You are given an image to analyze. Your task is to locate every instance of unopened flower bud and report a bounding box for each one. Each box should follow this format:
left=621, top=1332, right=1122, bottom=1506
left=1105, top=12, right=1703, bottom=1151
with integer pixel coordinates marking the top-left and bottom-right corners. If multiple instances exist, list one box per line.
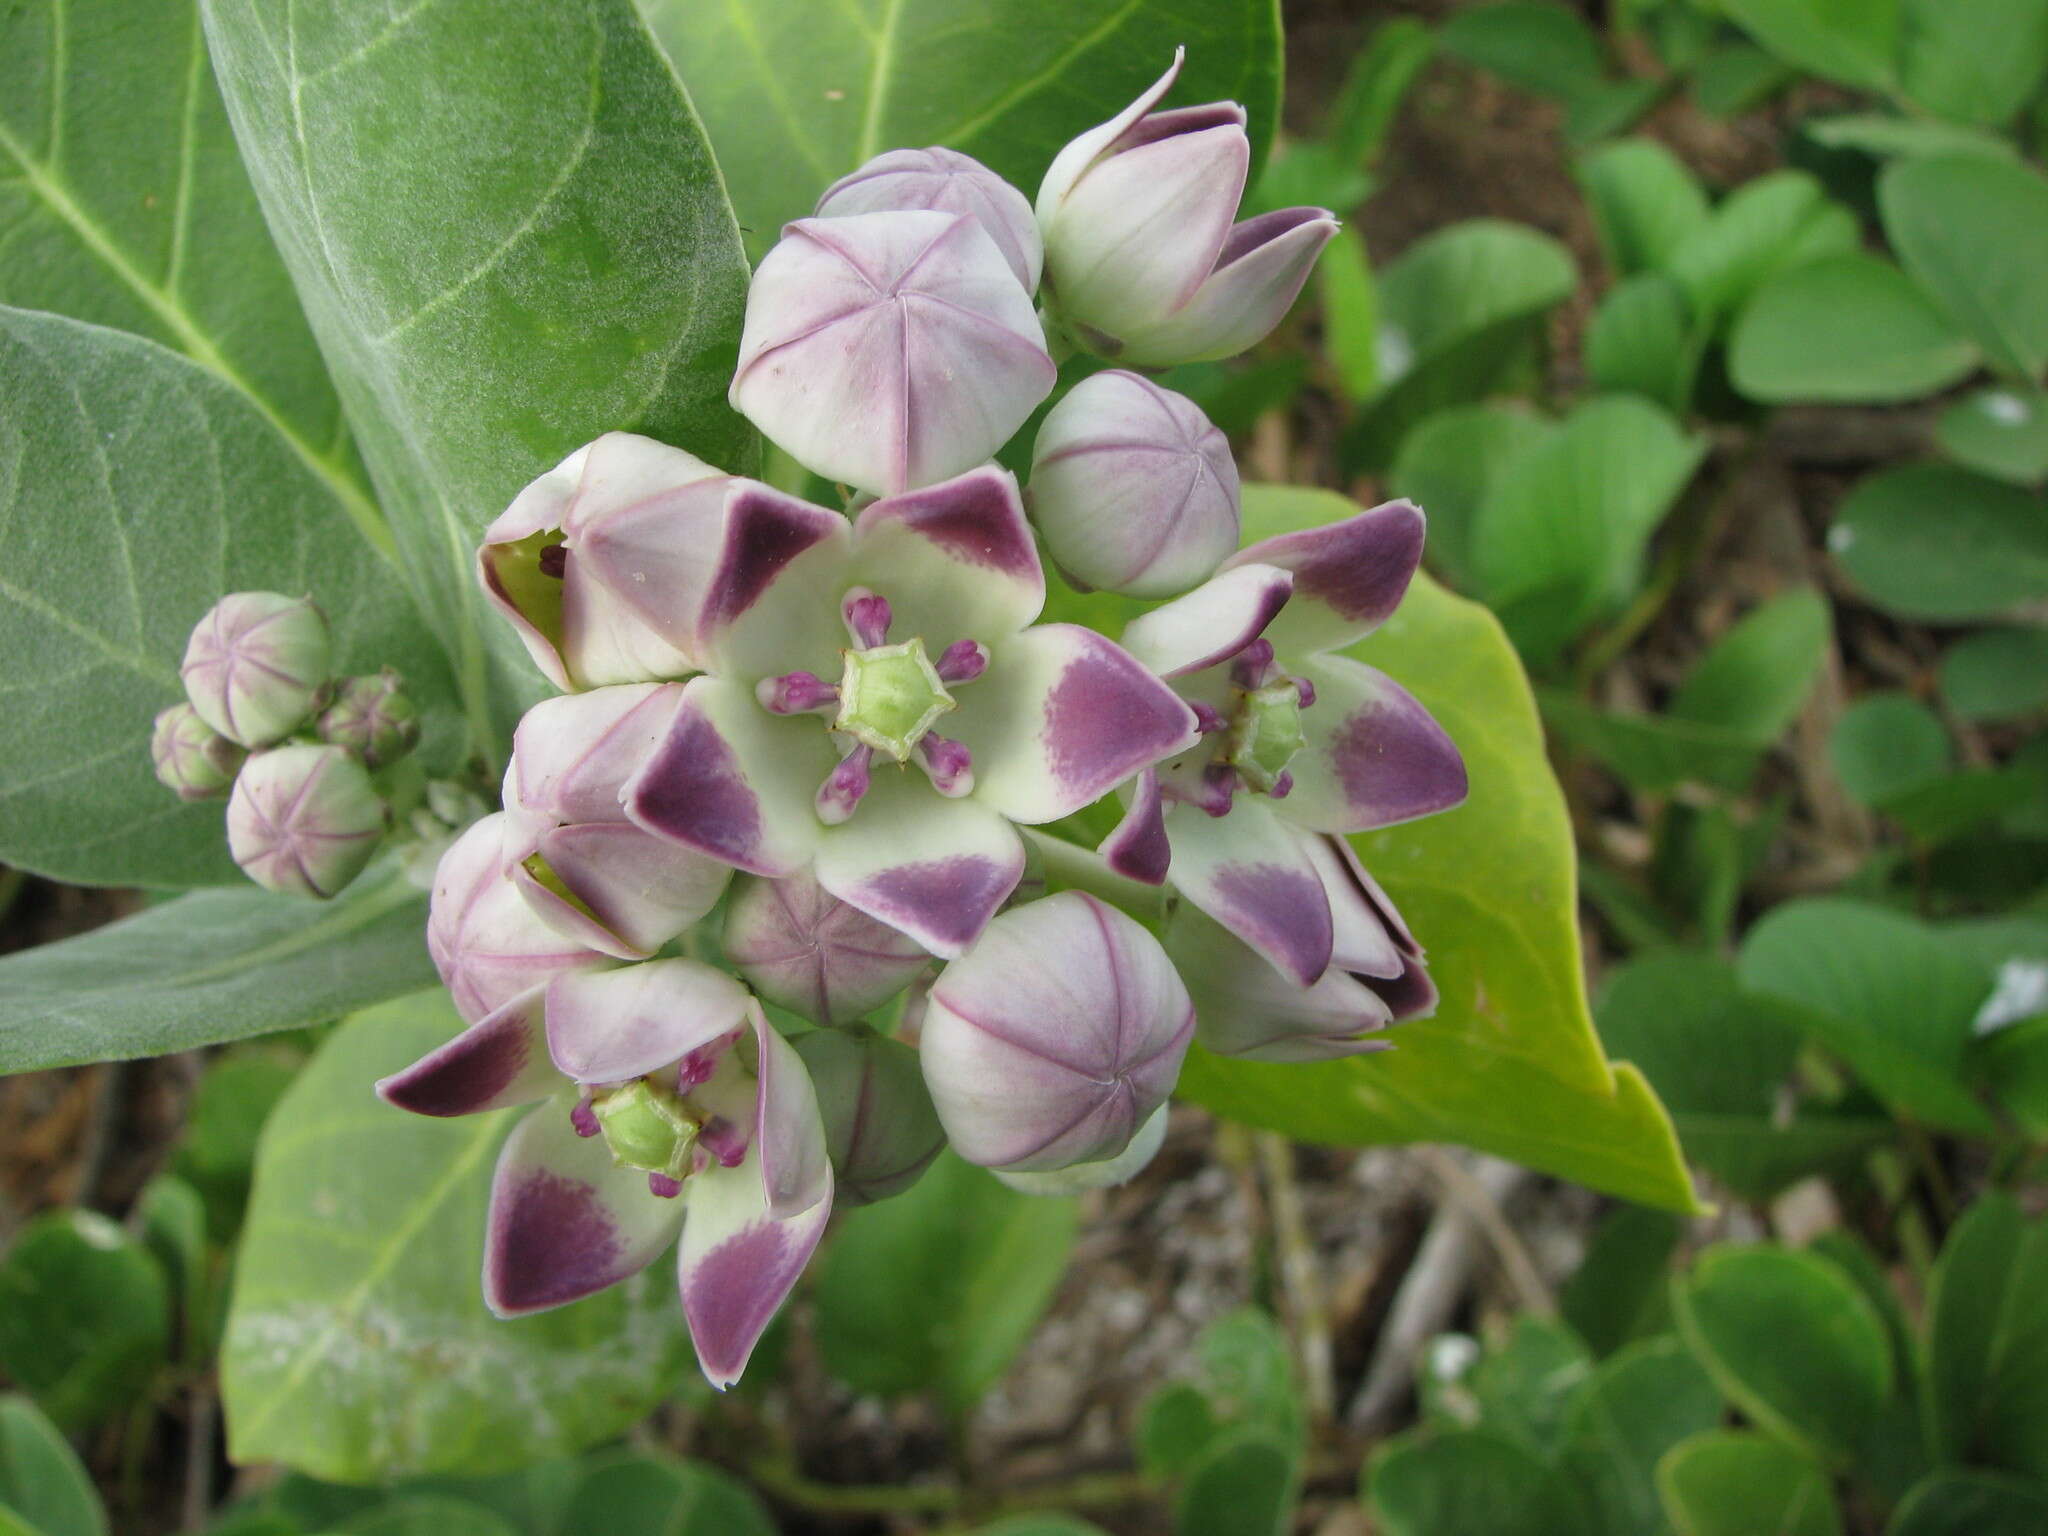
left=1027, top=370, right=1239, bottom=597
left=730, top=210, right=1056, bottom=495
left=150, top=703, right=244, bottom=801
left=994, top=1105, right=1168, bottom=1195
left=792, top=1030, right=944, bottom=1204
left=1037, top=52, right=1337, bottom=366
left=817, top=147, right=1043, bottom=291
left=722, top=869, right=930, bottom=1025
left=180, top=593, right=332, bottom=747
left=920, top=892, right=1193, bottom=1172
left=225, top=744, right=385, bottom=898
left=316, top=671, right=420, bottom=769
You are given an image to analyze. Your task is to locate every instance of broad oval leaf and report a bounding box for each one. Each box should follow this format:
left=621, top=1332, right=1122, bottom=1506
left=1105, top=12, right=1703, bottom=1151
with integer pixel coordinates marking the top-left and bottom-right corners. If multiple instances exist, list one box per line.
left=1829, top=693, right=1951, bottom=807
left=1829, top=463, right=2048, bottom=621
left=642, top=0, right=1283, bottom=261
left=553, top=1450, right=777, bottom=1536
left=1367, top=1428, right=1583, bottom=1536
left=0, top=1395, right=105, bottom=1536
left=1669, top=586, right=1831, bottom=744
left=0, top=863, right=431, bottom=1075
left=1562, top=1336, right=1724, bottom=1536
left=1656, top=1430, right=1842, bottom=1536
left=1889, top=1470, right=2048, bottom=1536
left=221, top=993, right=688, bottom=1482
left=1898, top=0, right=2048, bottom=127
left=1937, top=387, right=2048, bottom=485
left=1673, top=1246, right=1894, bottom=1466
left=0, top=0, right=383, bottom=553
left=1668, top=171, right=1858, bottom=328
left=1576, top=138, right=1710, bottom=278
left=1174, top=1427, right=1300, bottom=1536
left=1177, top=487, right=1697, bottom=1213
left=1731, top=254, right=1981, bottom=404
left=1387, top=402, right=1554, bottom=591
left=1941, top=627, right=2048, bottom=720
left=0, top=1211, right=168, bottom=1435
left=1881, top=154, right=2048, bottom=381
left=1919, top=1193, right=2048, bottom=1479
left=1717, top=0, right=1899, bottom=92
left=1585, top=272, right=1700, bottom=414
left=0, top=306, right=453, bottom=888
left=201, top=0, right=756, bottom=756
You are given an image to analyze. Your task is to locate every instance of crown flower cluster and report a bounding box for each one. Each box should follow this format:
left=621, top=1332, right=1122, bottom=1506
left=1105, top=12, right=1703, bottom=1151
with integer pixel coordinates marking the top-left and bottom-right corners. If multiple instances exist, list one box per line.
left=155, top=52, right=1465, bottom=1391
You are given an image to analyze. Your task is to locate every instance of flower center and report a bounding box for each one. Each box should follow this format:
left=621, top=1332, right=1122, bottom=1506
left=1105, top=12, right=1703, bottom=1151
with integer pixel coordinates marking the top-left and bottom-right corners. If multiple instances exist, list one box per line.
left=1167, top=639, right=1317, bottom=815
left=1223, top=680, right=1305, bottom=794
left=756, top=587, right=990, bottom=825
left=590, top=1077, right=699, bottom=1184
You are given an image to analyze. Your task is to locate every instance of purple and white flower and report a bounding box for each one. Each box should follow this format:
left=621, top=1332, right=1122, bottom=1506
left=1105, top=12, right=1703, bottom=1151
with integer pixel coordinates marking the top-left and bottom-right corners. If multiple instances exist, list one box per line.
left=377, top=962, right=831, bottom=1390
left=722, top=868, right=931, bottom=1026
left=614, top=463, right=1201, bottom=958
left=1102, top=499, right=1464, bottom=1057
left=499, top=685, right=732, bottom=960
left=730, top=210, right=1056, bottom=496
left=1027, top=369, right=1240, bottom=598
left=816, top=146, right=1043, bottom=293
left=1036, top=51, right=1338, bottom=366
left=919, top=891, right=1194, bottom=1172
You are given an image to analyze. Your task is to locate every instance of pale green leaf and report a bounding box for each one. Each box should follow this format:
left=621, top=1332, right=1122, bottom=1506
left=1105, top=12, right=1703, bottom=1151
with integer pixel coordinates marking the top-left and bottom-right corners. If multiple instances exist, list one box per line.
left=1937, top=388, right=2048, bottom=484
left=221, top=993, right=688, bottom=1482
left=1881, top=154, right=2048, bottom=381
left=0, top=0, right=384, bottom=555
left=1803, top=113, right=2019, bottom=161
left=1576, top=138, right=1710, bottom=278
left=1585, top=272, right=1700, bottom=414
left=1829, top=693, right=1952, bottom=806
left=1669, top=171, right=1858, bottom=328
left=1656, top=1431, right=1842, bottom=1536
left=1669, top=587, right=1831, bottom=744
left=1178, top=488, right=1697, bottom=1213
left=0, top=306, right=454, bottom=888
left=1731, top=253, right=1980, bottom=403
left=1828, top=463, right=2048, bottom=620
left=644, top=0, right=1282, bottom=260
left=1387, top=403, right=1554, bottom=591
left=1319, top=227, right=1379, bottom=405
left=0, top=1396, right=105, bottom=1536
left=0, top=862, right=429, bottom=1074
left=1898, top=0, right=2048, bottom=127
left=201, top=0, right=755, bottom=757
left=1718, top=0, right=1899, bottom=91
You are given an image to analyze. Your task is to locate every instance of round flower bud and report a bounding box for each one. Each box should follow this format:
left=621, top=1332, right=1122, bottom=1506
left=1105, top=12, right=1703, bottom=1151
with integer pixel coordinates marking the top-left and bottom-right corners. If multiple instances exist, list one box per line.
left=225, top=744, right=386, bottom=898
left=150, top=702, right=245, bottom=801
left=994, top=1105, right=1169, bottom=1195
left=316, top=671, right=420, bottom=769
left=180, top=592, right=332, bottom=748
left=730, top=210, right=1056, bottom=496
left=792, top=1029, right=945, bottom=1205
left=920, top=891, right=1194, bottom=1173
left=1027, top=370, right=1240, bottom=597
left=723, top=869, right=931, bottom=1026
left=816, top=147, right=1043, bottom=292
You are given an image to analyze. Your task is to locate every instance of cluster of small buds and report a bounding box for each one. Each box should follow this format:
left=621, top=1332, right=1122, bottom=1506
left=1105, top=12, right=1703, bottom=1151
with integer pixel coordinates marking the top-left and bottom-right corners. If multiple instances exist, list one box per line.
left=161, top=51, right=1468, bottom=1393
left=152, top=593, right=423, bottom=898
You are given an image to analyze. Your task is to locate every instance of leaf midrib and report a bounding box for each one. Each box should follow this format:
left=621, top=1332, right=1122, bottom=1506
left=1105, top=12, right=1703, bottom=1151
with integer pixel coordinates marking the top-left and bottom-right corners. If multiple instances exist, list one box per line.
left=0, top=117, right=395, bottom=559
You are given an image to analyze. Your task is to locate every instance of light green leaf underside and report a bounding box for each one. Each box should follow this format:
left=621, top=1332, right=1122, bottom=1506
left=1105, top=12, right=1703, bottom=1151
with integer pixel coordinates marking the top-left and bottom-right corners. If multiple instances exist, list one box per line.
left=222, top=994, right=688, bottom=1483
left=0, top=306, right=456, bottom=889
left=0, top=0, right=385, bottom=555
left=1177, top=486, right=1696, bottom=1213
left=200, top=0, right=757, bottom=758
left=0, top=862, right=433, bottom=1074
left=643, top=0, right=1284, bottom=259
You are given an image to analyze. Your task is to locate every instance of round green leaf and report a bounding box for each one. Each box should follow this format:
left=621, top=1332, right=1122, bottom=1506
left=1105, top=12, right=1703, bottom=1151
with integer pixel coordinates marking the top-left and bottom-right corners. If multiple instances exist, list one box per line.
left=1882, top=154, right=2048, bottom=380
left=1368, top=1428, right=1582, bottom=1536
left=1576, top=138, right=1710, bottom=278
left=1562, top=1337, right=1724, bottom=1536
left=0, top=1211, right=168, bottom=1434
left=1176, top=488, right=1697, bottom=1213
left=1898, top=0, right=2048, bottom=127
left=1920, top=1193, right=2048, bottom=1479
left=1387, top=403, right=1554, bottom=591
left=1718, top=0, right=1898, bottom=91
left=1673, top=1246, right=1894, bottom=1464
left=0, top=1396, right=105, bottom=1536
left=1830, top=693, right=1953, bottom=806
left=1941, top=627, right=2048, bottom=720
left=1889, top=1470, right=2048, bottom=1536
left=1586, top=272, right=1700, bottom=414
left=1669, top=171, right=1859, bottom=327
left=220, top=995, right=689, bottom=1483
left=645, top=0, right=1282, bottom=262
left=1173, top=1427, right=1299, bottom=1536
left=1656, top=1430, right=1842, bottom=1536
left=1731, top=253, right=1980, bottom=403
left=1938, top=388, right=2048, bottom=484
left=1669, top=587, right=1831, bottom=744
left=1829, top=464, right=2048, bottom=620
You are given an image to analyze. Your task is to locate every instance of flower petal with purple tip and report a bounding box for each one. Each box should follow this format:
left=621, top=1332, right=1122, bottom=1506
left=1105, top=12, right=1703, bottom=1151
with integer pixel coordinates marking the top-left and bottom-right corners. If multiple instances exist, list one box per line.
left=376, top=987, right=557, bottom=1118
left=955, top=624, right=1200, bottom=825
left=1167, top=905, right=1392, bottom=1062
left=1102, top=767, right=1172, bottom=885
left=676, top=1155, right=833, bottom=1390
left=1117, top=563, right=1293, bottom=679
left=544, top=960, right=753, bottom=1086
left=625, top=676, right=835, bottom=876
left=483, top=1100, right=687, bottom=1316
left=682, top=483, right=856, bottom=682
left=744, top=1002, right=833, bottom=1219
left=1115, top=206, right=1339, bottom=367
left=1163, top=797, right=1334, bottom=987
left=1283, top=654, right=1468, bottom=834
left=1226, top=498, right=1426, bottom=655
left=850, top=465, right=1045, bottom=646
left=813, top=773, right=1026, bottom=958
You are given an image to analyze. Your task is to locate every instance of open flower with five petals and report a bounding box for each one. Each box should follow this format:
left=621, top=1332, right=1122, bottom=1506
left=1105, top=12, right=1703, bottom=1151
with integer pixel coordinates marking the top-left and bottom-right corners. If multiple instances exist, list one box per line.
left=1101, top=499, right=1466, bottom=1057
left=377, top=960, right=831, bottom=1389
left=614, top=463, right=1201, bottom=958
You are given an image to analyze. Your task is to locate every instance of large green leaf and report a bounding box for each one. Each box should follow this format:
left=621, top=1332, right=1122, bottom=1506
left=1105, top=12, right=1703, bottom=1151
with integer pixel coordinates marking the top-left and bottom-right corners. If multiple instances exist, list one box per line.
left=1387, top=403, right=1554, bottom=591
left=1738, top=898, right=1994, bottom=1134
left=0, top=0, right=383, bottom=555
left=1829, top=464, right=2048, bottom=621
left=1576, top=139, right=1709, bottom=279
left=1881, top=155, right=2048, bottom=381
left=1920, top=1193, right=2048, bottom=1479
left=1899, top=0, right=2048, bottom=126
left=1674, top=1246, right=1895, bottom=1466
left=1656, top=1431, right=1841, bottom=1536
left=0, top=1396, right=105, bottom=1536
left=641, top=0, right=1282, bottom=261
left=1730, top=254, right=1980, bottom=404
left=814, top=1151, right=1079, bottom=1412
left=0, top=1212, right=168, bottom=1435
left=1718, top=0, right=1900, bottom=92
left=200, top=0, right=755, bottom=756
left=1888, top=1470, right=2048, bottom=1536
left=1177, top=487, right=1697, bottom=1213
left=221, top=993, right=687, bottom=1482
left=1667, top=171, right=1859, bottom=329
left=0, top=863, right=430, bottom=1075
left=0, top=306, right=453, bottom=888
left=1367, top=1428, right=1584, bottom=1536
left=1562, top=1336, right=1725, bottom=1536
